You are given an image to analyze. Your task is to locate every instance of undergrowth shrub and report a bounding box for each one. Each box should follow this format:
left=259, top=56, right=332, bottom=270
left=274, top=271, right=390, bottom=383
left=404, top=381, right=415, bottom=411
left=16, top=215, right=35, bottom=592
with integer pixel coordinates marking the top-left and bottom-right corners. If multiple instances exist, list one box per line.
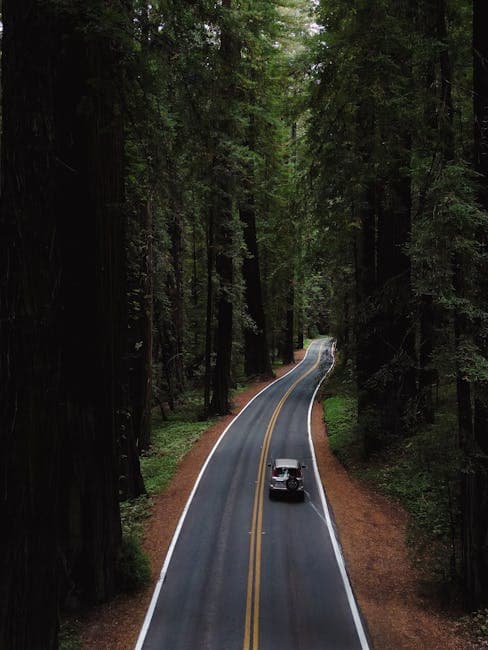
left=362, top=412, right=461, bottom=590
left=120, top=495, right=152, bottom=538
left=117, top=533, right=151, bottom=593
left=323, top=395, right=359, bottom=466
left=59, top=622, right=81, bottom=650
left=458, top=608, right=488, bottom=642
left=323, top=356, right=462, bottom=597
left=141, top=395, right=215, bottom=494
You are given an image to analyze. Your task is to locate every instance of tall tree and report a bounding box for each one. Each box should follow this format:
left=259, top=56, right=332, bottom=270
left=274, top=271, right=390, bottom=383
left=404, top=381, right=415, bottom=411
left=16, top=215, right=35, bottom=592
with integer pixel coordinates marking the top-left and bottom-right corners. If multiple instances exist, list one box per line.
left=0, top=1, right=134, bottom=645
left=241, top=191, right=273, bottom=378
left=210, top=0, right=240, bottom=414
left=461, top=0, right=488, bottom=608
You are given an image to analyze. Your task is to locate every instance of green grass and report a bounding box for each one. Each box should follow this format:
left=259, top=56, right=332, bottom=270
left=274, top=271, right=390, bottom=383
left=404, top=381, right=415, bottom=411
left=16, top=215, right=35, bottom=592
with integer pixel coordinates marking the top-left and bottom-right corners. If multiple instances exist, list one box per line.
left=323, top=395, right=359, bottom=466
left=117, top=533, right=151, bottom=592
left=141, top=395, right=216, bottom=495
left=120, top=494, right=152, bottom=538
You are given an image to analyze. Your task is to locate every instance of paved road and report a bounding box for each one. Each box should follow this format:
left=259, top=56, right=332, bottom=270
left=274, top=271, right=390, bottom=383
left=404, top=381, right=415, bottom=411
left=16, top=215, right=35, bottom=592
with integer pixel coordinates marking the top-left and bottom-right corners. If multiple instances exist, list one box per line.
left=136, top=339, right=369, bottom=650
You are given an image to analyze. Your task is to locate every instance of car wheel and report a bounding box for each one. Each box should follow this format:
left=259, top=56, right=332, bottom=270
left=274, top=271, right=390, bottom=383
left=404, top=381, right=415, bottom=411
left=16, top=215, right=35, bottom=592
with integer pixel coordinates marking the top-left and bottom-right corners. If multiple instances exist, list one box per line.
left=286, top=477, right=298, bottom=492
left=269, top=489, right=275, bottom=500
left=297, top=491, right=305, bottom=502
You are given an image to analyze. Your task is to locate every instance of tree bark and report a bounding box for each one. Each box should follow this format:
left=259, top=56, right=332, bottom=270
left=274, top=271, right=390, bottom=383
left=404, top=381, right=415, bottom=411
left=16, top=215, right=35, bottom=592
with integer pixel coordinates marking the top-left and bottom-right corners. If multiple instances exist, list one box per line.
left=241, top=197, right=273, bottom=378
left=209, top=0, right=237, bottom=415
left=0, top=2, right=131, bottom=645
left=0, top=4, right=64, bottom=645
left=169, top=207, right=186, bottom=393
left=355, top=185, right=380, bottom=456
left=204, top=208, right=214, bottom=416
left=281, top=279, right=295, bottom=365
left=128, top=199, right=154, bottom=459
left=376, top=142, right=416, bottom=438
left=210, top=226, right=234, bottom=414
left=462, top=0, right=488, bottom=608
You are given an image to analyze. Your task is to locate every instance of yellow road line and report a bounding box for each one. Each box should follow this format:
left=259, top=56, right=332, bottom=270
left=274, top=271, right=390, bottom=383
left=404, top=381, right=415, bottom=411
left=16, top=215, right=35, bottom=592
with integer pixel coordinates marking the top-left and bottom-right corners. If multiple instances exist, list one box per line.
left=243, top=344, right=324, bottom=650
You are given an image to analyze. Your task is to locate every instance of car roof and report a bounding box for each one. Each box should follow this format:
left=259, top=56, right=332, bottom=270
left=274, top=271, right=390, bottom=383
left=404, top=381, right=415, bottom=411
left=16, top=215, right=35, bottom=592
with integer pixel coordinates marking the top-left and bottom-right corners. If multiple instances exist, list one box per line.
left=274, top=458, right=300, bottom=468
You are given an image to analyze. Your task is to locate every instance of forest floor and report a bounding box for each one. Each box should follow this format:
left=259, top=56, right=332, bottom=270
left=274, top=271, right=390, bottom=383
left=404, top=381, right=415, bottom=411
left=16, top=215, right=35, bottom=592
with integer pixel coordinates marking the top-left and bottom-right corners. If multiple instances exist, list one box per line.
left=79, top=349, right=475, bottom=650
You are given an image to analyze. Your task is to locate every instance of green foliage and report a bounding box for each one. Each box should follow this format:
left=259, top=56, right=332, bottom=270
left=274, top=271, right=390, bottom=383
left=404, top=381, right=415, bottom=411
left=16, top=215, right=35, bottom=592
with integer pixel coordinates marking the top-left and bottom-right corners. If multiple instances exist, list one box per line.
left=58, top=622, right=81, bottom=650
left=141, top=393, right=216, bottom=495
left=361, top=398, right=462, bottom=588
left=324, top=352, right=462, bottom=591
left=117, top=534, right=151, bottom=593
left=323, top=395, right=359, bottom=466
left=120, top=495, right=152, bottom=539
left=458, top=609, right=488, bottom=642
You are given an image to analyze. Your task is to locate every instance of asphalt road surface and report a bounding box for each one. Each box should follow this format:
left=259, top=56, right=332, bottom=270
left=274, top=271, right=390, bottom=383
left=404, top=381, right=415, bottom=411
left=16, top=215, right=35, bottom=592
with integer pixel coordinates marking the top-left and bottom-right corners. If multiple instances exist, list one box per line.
left=136, top=339, right=369, bottom=650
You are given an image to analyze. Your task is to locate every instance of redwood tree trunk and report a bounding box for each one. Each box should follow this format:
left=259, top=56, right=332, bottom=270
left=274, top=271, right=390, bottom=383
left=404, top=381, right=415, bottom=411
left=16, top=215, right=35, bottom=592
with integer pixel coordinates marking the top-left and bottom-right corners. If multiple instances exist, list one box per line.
left=355, top=185, right=380, bottom=456
left=241, top=197, right=273, bottom=378
left=0, top=4, right=63, bottom=646
left=204, top=208, right=214, bottom=416
left=281, top=279, right=295, bottom=365
left=209, top=0, right=237, bottom=415
left=0, top=2, right=129, bottom=645
left=462, top=0, right=488, bottom=608
left=211, top=230, right=234, bottom=414
left=376, top=147, right=416, bottom=438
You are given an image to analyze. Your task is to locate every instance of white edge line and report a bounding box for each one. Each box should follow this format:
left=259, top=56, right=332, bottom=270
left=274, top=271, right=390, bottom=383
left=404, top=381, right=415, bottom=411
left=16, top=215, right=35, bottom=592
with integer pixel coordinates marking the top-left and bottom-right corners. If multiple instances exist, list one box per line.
left=134, top=343, right=318, bottom=649
left=307, top=340, right=370, bottom=650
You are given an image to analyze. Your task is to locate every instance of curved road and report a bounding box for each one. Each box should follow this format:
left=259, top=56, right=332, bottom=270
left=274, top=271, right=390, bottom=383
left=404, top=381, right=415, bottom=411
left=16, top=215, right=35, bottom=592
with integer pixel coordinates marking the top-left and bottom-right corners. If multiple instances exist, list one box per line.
left=136, top=339, right=369, bottom=650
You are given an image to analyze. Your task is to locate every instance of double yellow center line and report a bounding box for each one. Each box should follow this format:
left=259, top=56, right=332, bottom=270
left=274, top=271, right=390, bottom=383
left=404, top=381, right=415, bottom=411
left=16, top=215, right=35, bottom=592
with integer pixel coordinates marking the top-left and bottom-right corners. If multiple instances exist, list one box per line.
left=243, top=344, right=324, bottom=650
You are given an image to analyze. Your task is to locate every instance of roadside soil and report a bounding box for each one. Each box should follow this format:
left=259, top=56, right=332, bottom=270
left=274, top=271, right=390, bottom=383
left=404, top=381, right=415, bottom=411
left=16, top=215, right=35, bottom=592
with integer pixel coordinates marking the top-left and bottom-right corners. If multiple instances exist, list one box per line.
left=80, top=349, right=470, bottom=649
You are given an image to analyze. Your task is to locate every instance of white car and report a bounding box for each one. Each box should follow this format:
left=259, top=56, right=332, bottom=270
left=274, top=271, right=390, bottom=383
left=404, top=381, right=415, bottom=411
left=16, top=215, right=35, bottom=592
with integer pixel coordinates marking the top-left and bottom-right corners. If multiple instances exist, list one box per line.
left=268, top=458, right=306, bottom=501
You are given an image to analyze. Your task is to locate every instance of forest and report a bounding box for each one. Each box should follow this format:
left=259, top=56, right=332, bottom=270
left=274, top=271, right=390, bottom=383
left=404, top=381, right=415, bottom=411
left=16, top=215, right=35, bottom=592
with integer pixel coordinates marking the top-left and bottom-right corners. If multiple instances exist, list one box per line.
left=0, top=0, right=487, bottom=648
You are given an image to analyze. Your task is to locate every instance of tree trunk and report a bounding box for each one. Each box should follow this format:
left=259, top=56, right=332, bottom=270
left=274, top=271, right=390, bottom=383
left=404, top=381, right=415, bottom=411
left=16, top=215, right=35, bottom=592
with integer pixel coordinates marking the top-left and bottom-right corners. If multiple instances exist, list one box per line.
left=0, top=2, right=128, bottom=646
left=204, top=208, right=214, bottom=416
left=55, top=1, right=126, bottom=607
left=169, top=207, right=186, bottom=393
left=376, top=143, right=416, bottom=438
left=210, top=228, right=234, bottom=414
left=281, top=279, right=295, bottom=365
left=355, top=186, right=380, bottom=456
left=462, top=0, right=488, bottom=608
left=209, top=0, right=237, bottom=415
left=141, top=199, right=154, bottom=451
left=241, top=197, right=273, bottom=378
left=0, top=4, right=64, bottom=645
left=128, top=200, right=154, bottom=459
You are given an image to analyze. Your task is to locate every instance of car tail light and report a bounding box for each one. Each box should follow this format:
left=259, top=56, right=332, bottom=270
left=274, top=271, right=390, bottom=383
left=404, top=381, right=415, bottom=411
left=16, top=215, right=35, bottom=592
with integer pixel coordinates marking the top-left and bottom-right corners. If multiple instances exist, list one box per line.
left=297, top=467, right=302, bottom=478
left=272, top=467, right=277, bottom=477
